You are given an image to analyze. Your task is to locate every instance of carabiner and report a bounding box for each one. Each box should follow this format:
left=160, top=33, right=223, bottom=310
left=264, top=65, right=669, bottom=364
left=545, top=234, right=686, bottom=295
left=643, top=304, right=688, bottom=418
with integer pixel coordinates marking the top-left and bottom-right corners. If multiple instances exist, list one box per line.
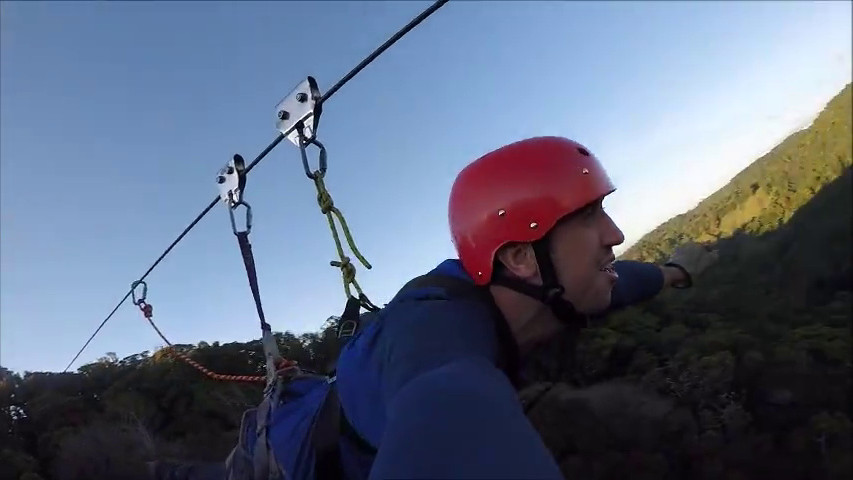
left=131, top=280, right=148, bottom=306
left=229, top=200, right=253, bottom=235
left=297, top=125, right=327, bottom=180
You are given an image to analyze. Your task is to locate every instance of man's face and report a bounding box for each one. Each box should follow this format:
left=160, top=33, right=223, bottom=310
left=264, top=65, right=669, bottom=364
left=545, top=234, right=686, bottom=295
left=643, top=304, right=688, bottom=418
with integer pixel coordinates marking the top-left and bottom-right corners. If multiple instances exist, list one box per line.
left=548, top=197, right=625, bottom=314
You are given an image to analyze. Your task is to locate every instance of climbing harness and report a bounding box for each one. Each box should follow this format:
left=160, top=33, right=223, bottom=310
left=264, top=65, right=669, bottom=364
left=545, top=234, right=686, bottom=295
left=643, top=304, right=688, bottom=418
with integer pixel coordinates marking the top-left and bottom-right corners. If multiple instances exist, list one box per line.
left=125, top=147, right=310, bottom=386
left=295, top=128, right=376, bottom=309
left=295, top=129, right=380, bottom=340
left=217, top=153, right=290, bottom=387
left=278, top=77, right=379, bottom=342
left=130, top=280, right=298, bottom=383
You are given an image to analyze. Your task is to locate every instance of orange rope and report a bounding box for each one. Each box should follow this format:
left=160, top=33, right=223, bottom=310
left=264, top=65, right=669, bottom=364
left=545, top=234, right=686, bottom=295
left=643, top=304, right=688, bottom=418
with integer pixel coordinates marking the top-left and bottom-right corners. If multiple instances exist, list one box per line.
left=136, top=301, right=298, bottom=383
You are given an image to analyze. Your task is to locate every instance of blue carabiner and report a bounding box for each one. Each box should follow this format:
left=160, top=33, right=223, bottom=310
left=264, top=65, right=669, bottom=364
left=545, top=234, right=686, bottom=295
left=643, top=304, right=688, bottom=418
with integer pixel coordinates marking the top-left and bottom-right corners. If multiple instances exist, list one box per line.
left=297, top=126, right=327, bottom=180
left=229, top=200, right=253, bottom=235
left=131, top=280, right=147, bottom=305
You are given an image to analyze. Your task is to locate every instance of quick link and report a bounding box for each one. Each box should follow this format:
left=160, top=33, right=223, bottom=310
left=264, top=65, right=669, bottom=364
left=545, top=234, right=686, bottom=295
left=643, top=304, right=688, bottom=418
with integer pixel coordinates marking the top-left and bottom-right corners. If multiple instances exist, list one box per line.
left=229, top=198, right=253, bottom=236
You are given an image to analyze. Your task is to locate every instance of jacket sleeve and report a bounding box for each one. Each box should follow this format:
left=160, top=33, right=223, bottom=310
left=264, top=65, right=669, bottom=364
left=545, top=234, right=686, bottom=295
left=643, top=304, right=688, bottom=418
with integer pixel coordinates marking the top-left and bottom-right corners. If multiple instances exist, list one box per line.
left=370, top=357, right=564, bottom=480
left=607, top=260, right=665, bottom=311
left=369, top=300, right=564, bottom=480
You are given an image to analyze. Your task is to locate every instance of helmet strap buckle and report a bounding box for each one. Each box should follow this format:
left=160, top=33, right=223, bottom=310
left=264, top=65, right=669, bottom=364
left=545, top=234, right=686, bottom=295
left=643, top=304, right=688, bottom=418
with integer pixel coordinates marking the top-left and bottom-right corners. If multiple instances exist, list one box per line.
left=543, top=285, right=565, bottom=304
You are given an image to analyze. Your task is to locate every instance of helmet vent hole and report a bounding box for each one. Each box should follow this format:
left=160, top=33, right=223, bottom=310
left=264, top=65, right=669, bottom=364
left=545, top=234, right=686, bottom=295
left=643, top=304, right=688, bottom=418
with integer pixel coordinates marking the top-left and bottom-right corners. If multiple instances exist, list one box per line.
left=577, top=147, right=590, bottom=156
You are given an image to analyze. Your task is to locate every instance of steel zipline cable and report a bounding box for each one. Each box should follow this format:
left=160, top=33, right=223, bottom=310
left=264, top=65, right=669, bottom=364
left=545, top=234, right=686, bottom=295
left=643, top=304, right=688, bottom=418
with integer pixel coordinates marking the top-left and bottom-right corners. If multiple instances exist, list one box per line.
left=62, top=0, right=450, bottom=373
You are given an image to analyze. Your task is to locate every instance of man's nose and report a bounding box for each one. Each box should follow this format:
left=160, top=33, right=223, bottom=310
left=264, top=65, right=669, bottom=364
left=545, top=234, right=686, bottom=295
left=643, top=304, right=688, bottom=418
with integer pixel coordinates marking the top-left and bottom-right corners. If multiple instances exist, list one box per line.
left=602, top=213, right=625, bottom=247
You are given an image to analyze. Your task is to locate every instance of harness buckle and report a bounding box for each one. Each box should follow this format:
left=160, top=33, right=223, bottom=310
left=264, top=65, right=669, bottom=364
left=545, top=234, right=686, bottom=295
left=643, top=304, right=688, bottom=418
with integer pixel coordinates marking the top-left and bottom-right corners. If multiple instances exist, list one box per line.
left=337, top=319, right=358, bottom=338
left=543, top=285, right=565, bottom=304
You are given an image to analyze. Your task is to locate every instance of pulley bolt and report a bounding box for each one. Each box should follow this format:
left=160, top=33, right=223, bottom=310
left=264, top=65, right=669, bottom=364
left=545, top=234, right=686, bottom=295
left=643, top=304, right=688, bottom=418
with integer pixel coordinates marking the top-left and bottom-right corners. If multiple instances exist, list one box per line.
left=278, top=110, right=290, bottom=120
left=296, top=93, right=308, bottom=103
left=227, top=166, right=234, bottom=174
left=217, top=175, right=226, bottom=184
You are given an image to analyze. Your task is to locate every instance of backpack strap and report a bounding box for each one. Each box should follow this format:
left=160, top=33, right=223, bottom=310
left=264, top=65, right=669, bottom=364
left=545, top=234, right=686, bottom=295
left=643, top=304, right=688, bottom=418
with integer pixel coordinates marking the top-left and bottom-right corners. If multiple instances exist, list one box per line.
left=313, top=380, right=379, bottom=480
left=313, top=380, right=344, bottom=480
left=325, top=295, right=382, bottom=376
left=394, top=273, right=522, bottom=388
left=336, top=295, right=363, bottom=340
left=521, top=382, right=557, bottom=415
left=393, top=273, right=485, bottom=302
left=337, top=293, right=380, bottom=343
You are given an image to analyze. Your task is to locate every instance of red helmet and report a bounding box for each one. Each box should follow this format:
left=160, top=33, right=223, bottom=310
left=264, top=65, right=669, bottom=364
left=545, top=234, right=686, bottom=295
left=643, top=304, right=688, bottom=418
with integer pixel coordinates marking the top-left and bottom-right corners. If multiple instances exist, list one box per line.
left=449, top=136, right=616, bottom=286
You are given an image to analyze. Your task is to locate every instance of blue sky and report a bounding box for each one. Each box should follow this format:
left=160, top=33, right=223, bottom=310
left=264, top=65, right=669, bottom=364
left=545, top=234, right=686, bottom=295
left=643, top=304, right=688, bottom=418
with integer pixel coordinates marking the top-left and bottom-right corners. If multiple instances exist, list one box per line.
left=1, top=1, right=850, bottom=374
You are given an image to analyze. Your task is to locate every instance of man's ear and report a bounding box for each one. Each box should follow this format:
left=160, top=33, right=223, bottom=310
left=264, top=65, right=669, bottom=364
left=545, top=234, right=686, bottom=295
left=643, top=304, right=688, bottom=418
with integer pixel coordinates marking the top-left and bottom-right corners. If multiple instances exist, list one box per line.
left=494, top=242, right=539, bottom=281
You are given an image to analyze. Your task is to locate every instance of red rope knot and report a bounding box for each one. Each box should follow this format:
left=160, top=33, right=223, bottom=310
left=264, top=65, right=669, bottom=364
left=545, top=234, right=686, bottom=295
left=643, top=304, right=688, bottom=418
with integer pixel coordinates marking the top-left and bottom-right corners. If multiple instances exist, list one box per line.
left=275, top=357, right=299, bottom=377
left=276, top=358, right=298, bottom=369
left=137, top=301, right=154, bottom=319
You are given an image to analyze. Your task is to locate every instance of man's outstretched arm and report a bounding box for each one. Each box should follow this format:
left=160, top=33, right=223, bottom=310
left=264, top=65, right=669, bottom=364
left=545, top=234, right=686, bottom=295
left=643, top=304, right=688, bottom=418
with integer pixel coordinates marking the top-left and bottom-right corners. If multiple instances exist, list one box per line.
left=370, top=357, right=564, bottom=480
left=608, top=243, right=719, bottom=311
left=607, top=260, right=666, bottom=311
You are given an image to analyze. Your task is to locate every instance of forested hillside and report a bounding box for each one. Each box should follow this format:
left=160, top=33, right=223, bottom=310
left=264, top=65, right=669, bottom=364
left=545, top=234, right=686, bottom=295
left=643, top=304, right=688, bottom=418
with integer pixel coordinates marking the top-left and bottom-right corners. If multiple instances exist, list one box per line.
left=623, top=83, right=851, bottom=264
left=1, top=84, right=850, bottom=480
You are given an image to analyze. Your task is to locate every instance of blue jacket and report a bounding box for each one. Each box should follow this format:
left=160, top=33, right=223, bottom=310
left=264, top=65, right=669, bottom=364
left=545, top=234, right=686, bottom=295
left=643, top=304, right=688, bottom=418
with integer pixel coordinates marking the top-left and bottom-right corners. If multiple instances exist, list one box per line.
left=334, top=259, right=665, bottom=479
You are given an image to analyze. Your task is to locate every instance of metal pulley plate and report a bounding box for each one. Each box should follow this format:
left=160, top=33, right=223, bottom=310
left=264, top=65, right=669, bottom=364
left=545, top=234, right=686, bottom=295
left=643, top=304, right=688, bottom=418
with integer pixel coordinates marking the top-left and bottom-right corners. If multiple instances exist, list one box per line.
left=274, top=76, right=322, bottom=146
left=216, top=154, right=246, bottom=206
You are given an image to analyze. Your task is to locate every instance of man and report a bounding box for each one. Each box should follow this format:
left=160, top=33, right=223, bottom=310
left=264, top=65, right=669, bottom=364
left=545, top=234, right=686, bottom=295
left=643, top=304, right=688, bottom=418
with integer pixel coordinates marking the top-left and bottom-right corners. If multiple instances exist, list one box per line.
left=333, top=136, right=717, bottom=479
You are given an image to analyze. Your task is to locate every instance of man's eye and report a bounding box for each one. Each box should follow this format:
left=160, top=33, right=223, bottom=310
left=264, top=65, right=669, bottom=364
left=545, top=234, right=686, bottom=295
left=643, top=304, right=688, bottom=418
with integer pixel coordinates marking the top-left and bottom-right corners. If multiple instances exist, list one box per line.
left=587, top=204, right=602, bottom=216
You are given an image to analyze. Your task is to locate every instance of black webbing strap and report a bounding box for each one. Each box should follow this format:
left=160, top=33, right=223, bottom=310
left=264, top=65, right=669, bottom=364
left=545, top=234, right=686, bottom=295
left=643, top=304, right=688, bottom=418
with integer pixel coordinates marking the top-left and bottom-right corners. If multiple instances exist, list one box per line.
left=489, top=238, right=587, bottom=331
left=313, top=382, right=344, bottom=480
left=337, top=295, right=362, bottom=339
left=236, top=231, right=270, bottom=332
left=522, top=383, right=557, bottom=415
left=313, top=382, right=378, bottom=480
left=324, top=294, right=381, bottom=376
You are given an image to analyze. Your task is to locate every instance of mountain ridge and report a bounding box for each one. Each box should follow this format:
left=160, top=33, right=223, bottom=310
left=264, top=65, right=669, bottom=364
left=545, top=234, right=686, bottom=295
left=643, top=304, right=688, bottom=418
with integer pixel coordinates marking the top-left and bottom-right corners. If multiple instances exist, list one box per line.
left=619, top=82, right=851, bottom=264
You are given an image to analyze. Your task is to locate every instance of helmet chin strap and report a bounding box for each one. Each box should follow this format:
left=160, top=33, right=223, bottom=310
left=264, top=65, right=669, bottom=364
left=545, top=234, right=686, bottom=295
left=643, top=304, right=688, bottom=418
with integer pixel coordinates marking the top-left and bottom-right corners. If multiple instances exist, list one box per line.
left=490, top=239, right=588, bottom=330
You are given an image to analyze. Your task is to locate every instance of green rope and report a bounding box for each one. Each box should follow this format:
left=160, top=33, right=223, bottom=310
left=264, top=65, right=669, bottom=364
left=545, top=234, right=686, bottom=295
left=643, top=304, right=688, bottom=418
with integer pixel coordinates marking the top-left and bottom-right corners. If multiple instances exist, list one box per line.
left=311, top=170, right=372, bottom=300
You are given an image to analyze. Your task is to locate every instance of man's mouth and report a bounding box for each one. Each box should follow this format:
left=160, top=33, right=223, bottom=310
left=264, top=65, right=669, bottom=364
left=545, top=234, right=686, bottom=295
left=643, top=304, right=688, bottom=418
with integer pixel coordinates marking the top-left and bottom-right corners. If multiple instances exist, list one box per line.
left=599, top=256, right=618, bottom=277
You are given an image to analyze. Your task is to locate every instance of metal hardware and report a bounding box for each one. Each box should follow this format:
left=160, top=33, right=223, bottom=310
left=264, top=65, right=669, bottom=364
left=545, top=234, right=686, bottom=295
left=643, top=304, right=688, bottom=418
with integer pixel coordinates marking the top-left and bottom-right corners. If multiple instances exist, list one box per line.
left=217, top=154, right=246, bottom=207
left=275, top=77, right=322, bottom=147
left=131, top=280, right=147, bottom=306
